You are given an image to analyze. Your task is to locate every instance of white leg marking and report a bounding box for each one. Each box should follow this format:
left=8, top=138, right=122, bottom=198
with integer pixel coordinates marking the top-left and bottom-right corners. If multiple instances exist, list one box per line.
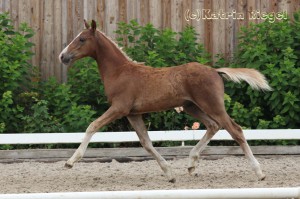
left=241, top=143, right=266, bottom=180
left=188, top=131, right=215, bottom=174
left=65, top=124, right=96, bottom=167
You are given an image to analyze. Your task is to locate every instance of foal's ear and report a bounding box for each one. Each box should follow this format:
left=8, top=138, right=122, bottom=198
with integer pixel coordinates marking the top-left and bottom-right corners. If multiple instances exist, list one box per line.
left=84, top=19, right=90, bottom=29
left=91, top=20, right=97, bottom=33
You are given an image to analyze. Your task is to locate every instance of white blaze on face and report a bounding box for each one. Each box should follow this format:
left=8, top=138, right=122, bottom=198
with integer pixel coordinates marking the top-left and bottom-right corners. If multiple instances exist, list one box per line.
left=59, top=32, right=83, bottom=63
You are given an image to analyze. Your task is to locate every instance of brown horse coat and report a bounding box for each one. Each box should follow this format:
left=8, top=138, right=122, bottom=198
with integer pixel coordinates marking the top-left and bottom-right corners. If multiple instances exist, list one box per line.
left=59, top=20, right=271, bottom=182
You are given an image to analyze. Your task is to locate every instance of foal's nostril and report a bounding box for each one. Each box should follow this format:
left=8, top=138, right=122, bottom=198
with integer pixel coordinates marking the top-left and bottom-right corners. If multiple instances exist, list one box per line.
left=60, top=53, right=72, bottom=64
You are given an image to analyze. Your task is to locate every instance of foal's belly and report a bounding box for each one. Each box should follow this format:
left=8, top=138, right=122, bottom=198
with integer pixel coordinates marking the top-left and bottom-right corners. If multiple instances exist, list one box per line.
left=130, top=98, right=186, bottom=114
left=130, top=86, right=188, bottom=114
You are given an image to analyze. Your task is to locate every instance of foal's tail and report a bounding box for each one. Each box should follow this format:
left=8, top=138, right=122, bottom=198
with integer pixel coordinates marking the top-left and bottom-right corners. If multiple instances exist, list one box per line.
left=216, top=68, right=272, bottom=91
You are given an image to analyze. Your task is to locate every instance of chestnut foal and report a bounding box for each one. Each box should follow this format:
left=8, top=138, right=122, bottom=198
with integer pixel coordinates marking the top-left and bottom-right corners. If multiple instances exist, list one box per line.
left=59, top=20, right=271, bottom=183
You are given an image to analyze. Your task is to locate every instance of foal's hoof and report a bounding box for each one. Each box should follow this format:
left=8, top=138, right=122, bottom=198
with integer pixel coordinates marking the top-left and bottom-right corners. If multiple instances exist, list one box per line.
left=64, top=162, right=73, bottom=169
left=169, top=178, right=176, bottom=183
left=188, top=167, right=195, bottom=175
left=258, top=174, right=266, bottom=181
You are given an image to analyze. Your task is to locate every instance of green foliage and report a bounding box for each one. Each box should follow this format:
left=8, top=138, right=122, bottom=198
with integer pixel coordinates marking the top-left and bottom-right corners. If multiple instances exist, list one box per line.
left=145, top=111, right=195, bottom=131
left=116, top=20, right=210, bottom=67
left=257, top=115, right=287, bottom=129
left=39, top=78, right=74, bottom=117
left=62, top=104, right=96, bottom=132
left=0, top=12, right=34, bottom=95
left=0, top=91, right=24, bottom=132
left=67, top=57, right=108, bottom=113
left=22, top=100, right=64, bottom=133
left=0, top=13, right=35, bottom=133
left=230, top=102, right=262, bottom=128
left=0, top=123, right=5, bottom=133
left=35, top=77, right=97, bottom=133
left=217, top=12, right=300, bottom=129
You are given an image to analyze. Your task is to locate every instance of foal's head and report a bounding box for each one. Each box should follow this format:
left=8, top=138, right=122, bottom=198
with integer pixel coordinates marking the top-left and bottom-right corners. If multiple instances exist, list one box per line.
left=59, top=20, right=98, bottom=65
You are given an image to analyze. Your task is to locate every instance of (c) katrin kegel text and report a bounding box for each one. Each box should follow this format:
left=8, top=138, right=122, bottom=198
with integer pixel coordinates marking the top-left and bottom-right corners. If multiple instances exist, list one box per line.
left=185, top=9, right=288, bottom=23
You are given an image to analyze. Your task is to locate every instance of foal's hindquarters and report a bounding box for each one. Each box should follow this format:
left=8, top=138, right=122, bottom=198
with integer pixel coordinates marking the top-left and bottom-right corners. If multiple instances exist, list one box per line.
left=182, top=69, right=266, bottom=181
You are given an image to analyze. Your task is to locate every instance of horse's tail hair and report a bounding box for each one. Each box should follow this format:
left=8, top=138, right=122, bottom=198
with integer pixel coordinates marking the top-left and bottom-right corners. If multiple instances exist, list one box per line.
left=216, top=68, right=272, bottom=91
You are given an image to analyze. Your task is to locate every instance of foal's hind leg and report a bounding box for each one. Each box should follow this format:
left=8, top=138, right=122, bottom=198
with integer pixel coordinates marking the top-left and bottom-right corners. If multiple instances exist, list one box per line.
left=199, top=107, right=265, bottom=180
left=127, top=115, right=176, bottom=183
left=221, top=117, right=266, bottom=180
left=192, top=93, right=265, bottom=180
left=183, top=104, right=220, bottom=175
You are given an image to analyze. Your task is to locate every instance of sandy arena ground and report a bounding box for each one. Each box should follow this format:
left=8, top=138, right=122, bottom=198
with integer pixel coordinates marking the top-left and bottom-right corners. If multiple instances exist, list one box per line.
left=0, top=155, right=299, bottom=194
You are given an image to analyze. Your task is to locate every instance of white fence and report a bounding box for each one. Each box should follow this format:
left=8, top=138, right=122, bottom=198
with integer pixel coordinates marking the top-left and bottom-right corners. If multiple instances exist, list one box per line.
left=0, top=130, right=299, bottom=199
left=0, top=187, right=299, bottom=199
left=0, top=129, right=299, bottom=145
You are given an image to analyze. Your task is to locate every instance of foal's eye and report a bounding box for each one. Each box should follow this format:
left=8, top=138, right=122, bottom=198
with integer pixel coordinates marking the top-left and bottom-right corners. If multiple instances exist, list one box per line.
left=79, top=37, right=85, bottom=43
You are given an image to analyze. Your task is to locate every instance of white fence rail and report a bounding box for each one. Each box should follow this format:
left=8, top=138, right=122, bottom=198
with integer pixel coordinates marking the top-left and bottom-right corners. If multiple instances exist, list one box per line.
left=0, top=187, right=299, bottom=199
left=0, top=129, right=299, bottom=145
left=0, top=131, right=299, bottom=199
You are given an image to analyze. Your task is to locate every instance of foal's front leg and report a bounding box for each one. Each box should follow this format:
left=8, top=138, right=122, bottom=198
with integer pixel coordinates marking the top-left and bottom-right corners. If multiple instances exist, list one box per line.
left=127, top=115, right=176, bottom=183
left=65, top=106, right=125, bottom=168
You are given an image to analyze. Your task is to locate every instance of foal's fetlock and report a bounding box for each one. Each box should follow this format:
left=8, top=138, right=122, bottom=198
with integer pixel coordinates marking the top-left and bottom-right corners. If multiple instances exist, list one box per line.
left=64, top=162, right=73, bottom=169
left=163, top=166, right=176, bottom=183
left=188, top=166, right=196, bottom=175
left=64, top=150, right=83, bottom=169
left=255, top=170, right=266, bottom=181
left=168, top=177, right=176, bottom=183
left=252, top=163, right=266, bottom=181
left=258, top=173, right=266, bottom=181
left=188, top=153, right=199, bottom=175
left=166, top=172, right=176, bottom=183
left=64, top=158, right=77, bottom=169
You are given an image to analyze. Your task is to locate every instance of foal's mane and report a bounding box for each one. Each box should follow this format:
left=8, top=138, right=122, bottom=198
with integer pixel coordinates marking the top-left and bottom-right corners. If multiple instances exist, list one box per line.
left=96, top=30, right=134, bottom=62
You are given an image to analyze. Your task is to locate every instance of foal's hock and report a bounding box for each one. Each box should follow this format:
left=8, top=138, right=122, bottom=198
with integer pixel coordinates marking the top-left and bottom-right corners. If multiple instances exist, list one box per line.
left=59, top=20, right=271, bottom=183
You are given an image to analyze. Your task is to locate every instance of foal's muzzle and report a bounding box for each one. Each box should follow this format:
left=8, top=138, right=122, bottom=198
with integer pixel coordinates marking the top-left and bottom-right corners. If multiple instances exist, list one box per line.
left=60, top=53, right=74, bottom=65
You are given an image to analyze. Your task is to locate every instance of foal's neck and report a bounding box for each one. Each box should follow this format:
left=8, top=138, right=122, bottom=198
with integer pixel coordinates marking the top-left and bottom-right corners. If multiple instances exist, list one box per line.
left=93, top=31, right=132, bottom=86
left=94, top=31, right=129, bottom=72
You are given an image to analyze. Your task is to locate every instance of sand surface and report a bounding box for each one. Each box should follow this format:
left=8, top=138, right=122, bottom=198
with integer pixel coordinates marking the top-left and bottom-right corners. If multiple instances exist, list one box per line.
left=0, top=155, right=299, bottom=194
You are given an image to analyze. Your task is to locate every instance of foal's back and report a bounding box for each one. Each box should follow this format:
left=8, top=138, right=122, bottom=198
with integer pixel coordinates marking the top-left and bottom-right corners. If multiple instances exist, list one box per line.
left=125, top=62, right=224, bottom=114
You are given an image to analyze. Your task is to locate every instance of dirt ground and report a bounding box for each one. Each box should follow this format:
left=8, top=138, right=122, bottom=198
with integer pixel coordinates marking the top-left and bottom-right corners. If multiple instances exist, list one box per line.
left=0, top=155, right=299, bottom=194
